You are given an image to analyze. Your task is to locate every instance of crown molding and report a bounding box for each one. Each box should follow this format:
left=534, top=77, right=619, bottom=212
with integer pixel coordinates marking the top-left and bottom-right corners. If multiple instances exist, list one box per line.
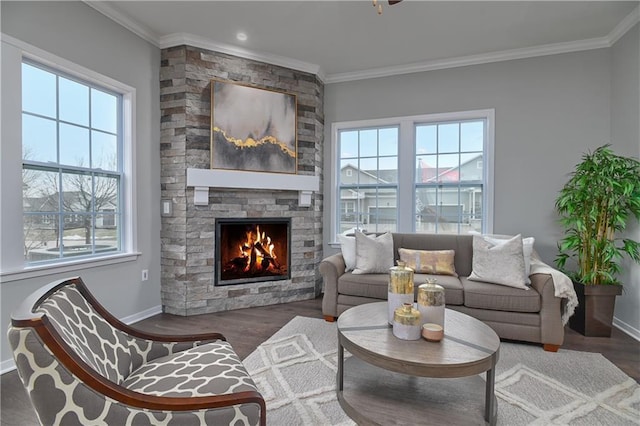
left=326, top=36, right=612, bottom=84
left=83, top=1, right=637, bottom=85
left=158, top=33, right=326, bottom=82
left=608, top=5, right=639, bottom=45
left=84, top=1, right=159, bottom=46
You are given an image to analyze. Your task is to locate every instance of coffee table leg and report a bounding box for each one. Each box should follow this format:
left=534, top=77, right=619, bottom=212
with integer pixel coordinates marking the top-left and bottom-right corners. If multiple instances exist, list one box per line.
left=337, top=341, right=344, bottom=391
left=485, top=367, right=496, bottom=425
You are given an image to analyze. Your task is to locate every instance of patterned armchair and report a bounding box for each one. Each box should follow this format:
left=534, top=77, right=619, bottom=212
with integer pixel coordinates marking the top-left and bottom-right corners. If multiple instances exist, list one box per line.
left=7, top=277, right=266, bottom=426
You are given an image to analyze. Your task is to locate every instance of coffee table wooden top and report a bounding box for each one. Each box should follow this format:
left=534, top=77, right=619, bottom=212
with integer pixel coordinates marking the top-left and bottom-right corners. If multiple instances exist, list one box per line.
left=337, top=302, right=500, bottom=378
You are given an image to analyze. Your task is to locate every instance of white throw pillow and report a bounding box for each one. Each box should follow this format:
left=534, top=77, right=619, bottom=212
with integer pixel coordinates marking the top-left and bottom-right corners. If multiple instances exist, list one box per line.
left=468, top=234, right=529, bottom=289
left=337, top=234, right=356, bottom=272
left=469, top=231, right=535, bottom=284
left=352, top=231, right=394, bottom=274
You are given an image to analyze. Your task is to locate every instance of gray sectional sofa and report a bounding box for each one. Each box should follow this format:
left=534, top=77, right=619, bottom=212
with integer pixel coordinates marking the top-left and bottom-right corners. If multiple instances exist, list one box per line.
left=319, top=233, right=565, bottom=351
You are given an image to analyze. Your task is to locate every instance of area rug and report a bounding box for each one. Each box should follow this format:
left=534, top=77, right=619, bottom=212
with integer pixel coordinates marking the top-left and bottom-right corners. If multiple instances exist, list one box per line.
left=243, top=316, right=639, bottom=425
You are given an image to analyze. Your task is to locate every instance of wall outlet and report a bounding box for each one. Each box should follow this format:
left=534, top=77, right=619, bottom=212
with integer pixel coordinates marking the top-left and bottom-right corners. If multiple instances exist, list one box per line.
left=141, top=269, right=149, bottom=281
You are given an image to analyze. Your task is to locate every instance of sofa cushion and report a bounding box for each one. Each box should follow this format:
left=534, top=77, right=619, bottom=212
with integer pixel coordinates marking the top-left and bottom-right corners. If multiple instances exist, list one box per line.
left=338, top=272, right=465, bottom=306
left=414, top=274, right=464, bottom=305
left=461, top=277, right=541, bottom=313
left=338, top=273, right=388, bottom=300
left=123, top=341, right=259, bottom=397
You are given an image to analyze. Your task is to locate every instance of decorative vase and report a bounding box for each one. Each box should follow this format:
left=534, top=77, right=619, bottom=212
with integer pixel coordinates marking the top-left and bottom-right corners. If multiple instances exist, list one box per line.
left=417, top=279, right=445, bottom=328
left=388, top=260, right=414, bottom=324
left=393, top=303, right=422, bottom=340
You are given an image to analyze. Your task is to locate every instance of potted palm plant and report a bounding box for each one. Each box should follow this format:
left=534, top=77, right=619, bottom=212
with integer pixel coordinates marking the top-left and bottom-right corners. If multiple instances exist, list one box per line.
left=555, top=144, right=640, bottom=337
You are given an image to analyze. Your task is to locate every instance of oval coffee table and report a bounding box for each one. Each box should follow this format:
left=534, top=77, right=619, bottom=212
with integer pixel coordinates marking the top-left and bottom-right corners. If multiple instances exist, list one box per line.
left=337, top=302, right=500, bottom=425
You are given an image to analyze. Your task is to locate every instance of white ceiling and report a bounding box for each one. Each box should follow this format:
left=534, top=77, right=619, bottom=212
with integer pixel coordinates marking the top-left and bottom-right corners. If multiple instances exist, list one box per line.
left=88, top=1, right=639, bottom=82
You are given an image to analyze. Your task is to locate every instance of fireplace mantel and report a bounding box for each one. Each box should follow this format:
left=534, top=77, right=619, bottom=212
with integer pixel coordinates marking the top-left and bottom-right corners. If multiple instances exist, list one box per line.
left=186, top=168, right=320, bottom=206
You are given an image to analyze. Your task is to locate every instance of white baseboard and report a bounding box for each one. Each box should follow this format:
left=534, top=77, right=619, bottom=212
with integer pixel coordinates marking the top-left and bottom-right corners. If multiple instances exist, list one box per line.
left=613, top=316, right=640, bottom=341
left=1, top=304, right=162, bottom=375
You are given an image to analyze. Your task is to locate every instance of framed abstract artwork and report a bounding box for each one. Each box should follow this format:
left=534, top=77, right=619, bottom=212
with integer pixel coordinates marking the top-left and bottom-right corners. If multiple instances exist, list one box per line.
left=210, top=79, right=297, bottom=174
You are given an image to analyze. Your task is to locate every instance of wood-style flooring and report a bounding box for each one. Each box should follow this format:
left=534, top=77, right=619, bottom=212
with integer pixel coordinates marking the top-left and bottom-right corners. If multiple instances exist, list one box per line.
left=2, top=296, right=638, bottom=425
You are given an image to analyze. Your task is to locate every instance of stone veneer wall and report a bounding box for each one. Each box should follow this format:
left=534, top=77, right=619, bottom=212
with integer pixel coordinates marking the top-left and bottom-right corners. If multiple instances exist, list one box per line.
left=160, top=45, right=324, bottom=315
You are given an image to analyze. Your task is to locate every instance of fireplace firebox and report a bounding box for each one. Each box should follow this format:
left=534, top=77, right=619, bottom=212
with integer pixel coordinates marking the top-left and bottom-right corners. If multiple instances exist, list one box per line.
left=215, top=218, right=291, bottom=286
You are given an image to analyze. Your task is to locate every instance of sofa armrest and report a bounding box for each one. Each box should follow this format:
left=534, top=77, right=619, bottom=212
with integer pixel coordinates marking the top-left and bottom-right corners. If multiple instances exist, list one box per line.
left=319, top=253, right=346, bottom=318
left=529, top=273, right=564, bottom=346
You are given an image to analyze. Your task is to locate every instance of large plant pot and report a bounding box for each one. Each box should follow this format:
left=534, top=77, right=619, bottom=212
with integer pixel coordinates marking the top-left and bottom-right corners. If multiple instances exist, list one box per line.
left=569, top=281, right=622, bottom=337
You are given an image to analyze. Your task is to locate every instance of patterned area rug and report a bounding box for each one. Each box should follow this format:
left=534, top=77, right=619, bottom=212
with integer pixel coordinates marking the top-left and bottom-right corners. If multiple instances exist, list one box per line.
left=243, top=316, right=639, bottom=425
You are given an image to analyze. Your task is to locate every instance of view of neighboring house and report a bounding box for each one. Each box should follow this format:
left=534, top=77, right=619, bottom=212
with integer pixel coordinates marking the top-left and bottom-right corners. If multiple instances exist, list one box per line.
left=339, top=153, right=484, bottom=234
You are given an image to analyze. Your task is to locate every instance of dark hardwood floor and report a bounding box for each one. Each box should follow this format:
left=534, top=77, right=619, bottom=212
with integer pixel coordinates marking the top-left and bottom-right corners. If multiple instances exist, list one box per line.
left=2, top=296, right=638, bottom=425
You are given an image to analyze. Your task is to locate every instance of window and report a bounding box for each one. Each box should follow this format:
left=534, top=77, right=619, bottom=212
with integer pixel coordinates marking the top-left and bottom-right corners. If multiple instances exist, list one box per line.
left=331, top=110, right=494, bottom=240
left=415, top=120, right=485, bottom=234
left=22, top=61, right=123, bottom=264
left=337, top=126, right=398, bottom=234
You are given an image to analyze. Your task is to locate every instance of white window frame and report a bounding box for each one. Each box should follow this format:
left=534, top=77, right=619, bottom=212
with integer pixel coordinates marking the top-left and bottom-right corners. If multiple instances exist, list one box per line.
left=1, top=35, right=139, bottom=282
left=330, top=109, right=494, bottom=244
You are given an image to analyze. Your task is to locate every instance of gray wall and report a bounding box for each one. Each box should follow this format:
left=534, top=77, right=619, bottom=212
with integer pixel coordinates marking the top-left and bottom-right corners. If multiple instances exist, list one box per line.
left=610, top=24, right=640, bottom=336
left=324, top=45, right=639, bottom=336
left=1, top=2, right=161, bottom=366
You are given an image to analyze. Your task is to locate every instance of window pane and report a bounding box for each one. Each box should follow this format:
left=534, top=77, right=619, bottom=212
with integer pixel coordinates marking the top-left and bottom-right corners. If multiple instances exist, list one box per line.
left=379, top=127, right=398, bottom=156
left=23, top=168, right=59, bottom=212
left=438, top=123, right=459, bottom=153
left=359, top=158, right=378, bottom=179
left=92, top=131, right=117, bottom=170
left=461, top=121, right=484, bottom=152
left=95, top=213, right=120, bottom=252
left=365, top=188, right=397, bottom=233
left=416, top=155, right=437, bottom=183
left=22, top=115, right=57, bottom=163
left=61, top=171, right=92, bottom=212
left=416, top=125, right=436, bottom=154
left=22, top=63, right=56, bottom=118
left=59, top=77, right=89, bottom=126
left=378, top=156, right=398, bottom=183
left=60, top=123, right=90, bottom=167
left=437, top=154, right=460, bottom=182
left=62, top=213, right=92, bottom=257
left=460, top=153, right=483, bottom=181
left=91, top=89, right=118, bottom=133
left=95, top=175, right=119, bottom=212
left=340, top=131, right=358, bottom=158
left=359, top=129, right=377, bottom=157
left=24, top=214, right=60, bottom=262
left=415, top=187, right=438, bottom=233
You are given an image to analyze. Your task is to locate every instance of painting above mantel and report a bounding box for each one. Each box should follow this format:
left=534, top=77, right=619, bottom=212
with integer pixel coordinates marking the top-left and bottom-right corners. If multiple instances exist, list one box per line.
left=211, top=79, right=298, bottom=174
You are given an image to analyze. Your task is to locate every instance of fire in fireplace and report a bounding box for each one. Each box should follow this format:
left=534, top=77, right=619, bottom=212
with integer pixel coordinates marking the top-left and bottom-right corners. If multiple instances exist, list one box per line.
left=215, top=218, right=291, bottom=286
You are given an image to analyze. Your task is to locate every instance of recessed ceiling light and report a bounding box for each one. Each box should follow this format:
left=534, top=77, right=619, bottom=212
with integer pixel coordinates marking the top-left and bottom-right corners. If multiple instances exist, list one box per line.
left=236, top=32, right=248, bottom=42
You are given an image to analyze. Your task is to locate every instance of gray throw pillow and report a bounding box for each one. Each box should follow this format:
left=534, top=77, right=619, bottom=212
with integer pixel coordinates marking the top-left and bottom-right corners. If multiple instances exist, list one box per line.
left=352, top=231, right=394, bottom=274
left=468, top=234, right=529, bottom=289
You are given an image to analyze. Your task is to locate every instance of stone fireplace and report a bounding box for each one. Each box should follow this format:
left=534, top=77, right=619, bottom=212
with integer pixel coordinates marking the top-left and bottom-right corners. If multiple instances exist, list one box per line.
left=215, top=218, right=291, bottom=286
left=160, top=45, right=324, bottom=316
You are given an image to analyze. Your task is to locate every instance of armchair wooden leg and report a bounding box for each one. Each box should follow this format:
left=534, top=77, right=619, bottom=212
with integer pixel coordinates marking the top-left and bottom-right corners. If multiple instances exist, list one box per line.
left=543, top=344, right=560, bottom=352
left=323, top=315, right=337, bottom=322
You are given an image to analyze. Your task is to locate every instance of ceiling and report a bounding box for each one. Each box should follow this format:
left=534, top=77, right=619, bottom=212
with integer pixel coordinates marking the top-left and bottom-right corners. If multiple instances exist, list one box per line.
left=88, top=1, right=639, bottom=82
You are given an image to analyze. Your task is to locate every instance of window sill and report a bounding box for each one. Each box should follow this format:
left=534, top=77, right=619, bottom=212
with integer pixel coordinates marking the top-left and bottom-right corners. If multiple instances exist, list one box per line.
left=0, top=252, right=141, bottom=283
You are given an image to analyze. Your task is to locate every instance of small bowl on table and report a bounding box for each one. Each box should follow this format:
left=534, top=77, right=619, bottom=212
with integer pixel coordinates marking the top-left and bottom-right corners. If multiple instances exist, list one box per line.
left=422, top=323, right=444, bottom=342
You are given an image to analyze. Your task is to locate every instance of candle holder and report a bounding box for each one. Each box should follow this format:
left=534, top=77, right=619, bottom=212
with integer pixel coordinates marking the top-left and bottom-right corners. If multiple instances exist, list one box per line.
left=417, top=278, right=445, bottom=329
left=393, top=303, right=422, bottom=340
left=387, top=260, right=414, bottom=324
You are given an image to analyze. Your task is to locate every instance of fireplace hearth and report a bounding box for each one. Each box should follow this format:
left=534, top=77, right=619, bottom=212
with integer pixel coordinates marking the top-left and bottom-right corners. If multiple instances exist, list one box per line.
left=215, top=218, right=291, bottom=286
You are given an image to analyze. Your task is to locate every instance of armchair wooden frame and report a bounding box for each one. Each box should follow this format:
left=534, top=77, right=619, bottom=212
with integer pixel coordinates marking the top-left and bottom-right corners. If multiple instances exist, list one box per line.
left=11, top=277, right=266, bottom=426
